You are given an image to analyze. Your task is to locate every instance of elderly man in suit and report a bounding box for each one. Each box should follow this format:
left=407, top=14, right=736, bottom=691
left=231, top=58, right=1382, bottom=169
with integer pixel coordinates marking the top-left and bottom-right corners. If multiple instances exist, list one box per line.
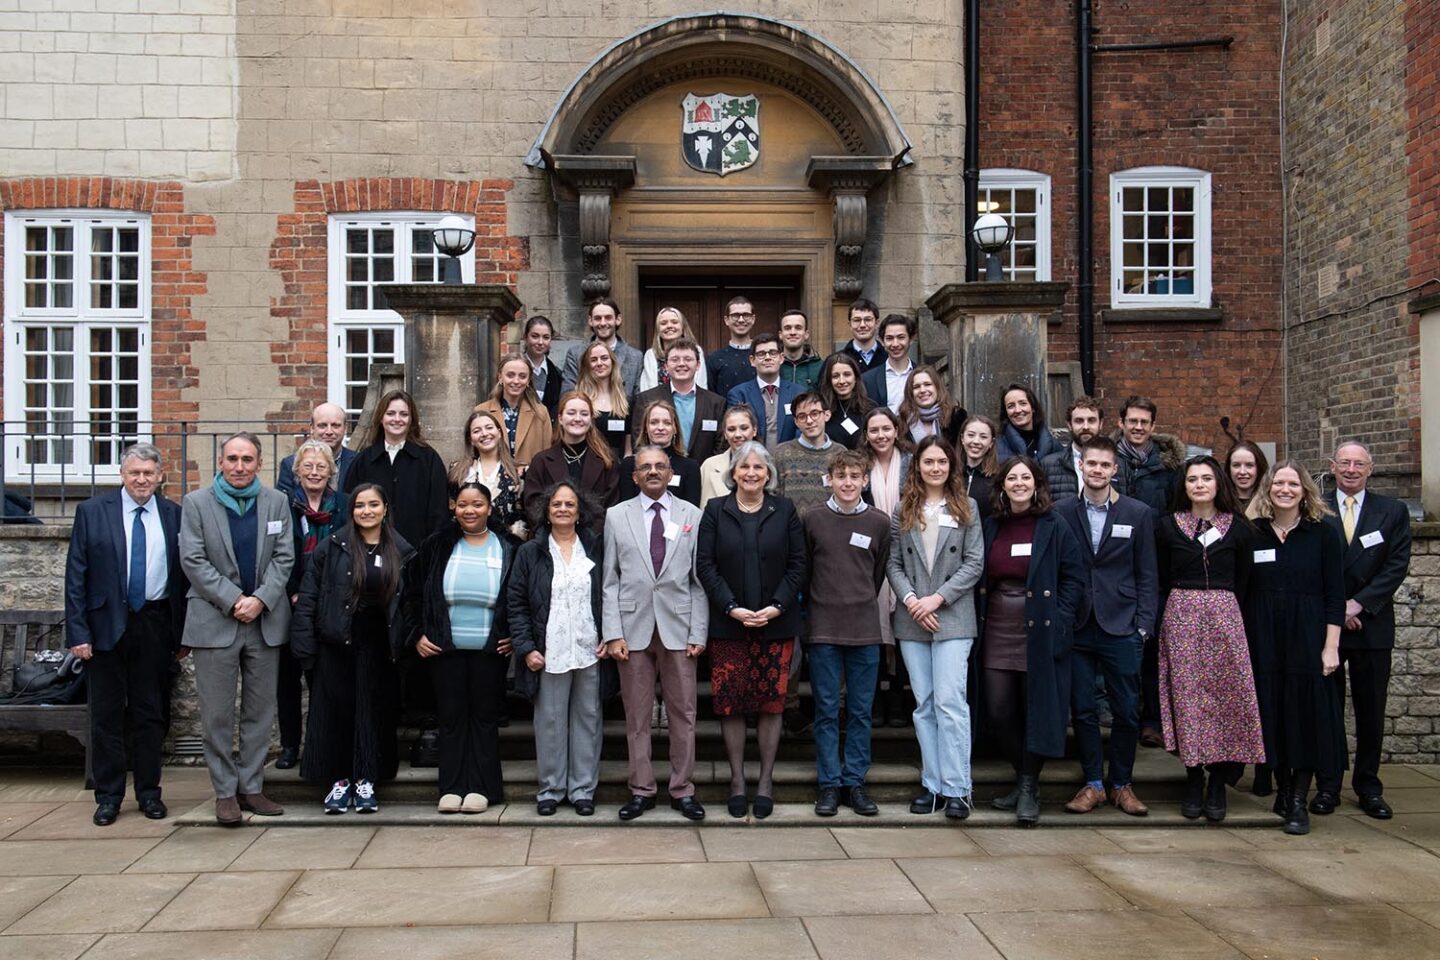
left=603, top=445, right=709, bottom=821
left=64, top=443, right=189, bottom=826
left=1312, top=440, right=1413, bottom=819
left=181, top=431, right=295, bottom=825
left=1055, top=436, right=1158, bottom=816
left=274, top=402, right=356, bottom=497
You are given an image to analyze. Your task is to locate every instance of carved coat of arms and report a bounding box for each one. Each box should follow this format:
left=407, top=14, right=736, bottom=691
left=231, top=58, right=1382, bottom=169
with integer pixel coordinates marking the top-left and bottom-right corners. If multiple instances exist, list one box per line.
left=681, top=93, right=760, bottom=176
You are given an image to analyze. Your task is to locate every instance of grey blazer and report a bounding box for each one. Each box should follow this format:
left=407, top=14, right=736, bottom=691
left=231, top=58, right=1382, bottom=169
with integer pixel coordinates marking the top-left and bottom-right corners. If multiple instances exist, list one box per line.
left=179, top=486, right=295, bottom=649
left=601, top=495, right=709, bottom=651
left=886, top=499, right=985, bottom=642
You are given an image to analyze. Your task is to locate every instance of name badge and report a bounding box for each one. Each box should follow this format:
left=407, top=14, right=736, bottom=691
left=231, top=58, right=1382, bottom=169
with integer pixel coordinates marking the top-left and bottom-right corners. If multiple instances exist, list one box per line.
left=1198, top=528, right=1222, bottom=547
left=1253, top=549, right=1277, bottom=564
left=373, top=554, right=383, bottom=568
left=484, top=556, right=502, bottom=569
left=663, top=521, right=680, bottom=541
left=607, top=419, right=625, bottom=432
left=1360, top=530, right=1385, bottom=549
left=849, top=532, right=872, bottom=549
left=1112, top=524, right=1133, bottom=539
left=783, top=403, right=792, bottom=415
left=572, top=556, right=596, bottom=576
left=1011, top=542, right=1033, bottom=557
left=841, top=417, right=859, bottom=435
left=668, top=475, right=681, bottom=488
left=821, top=475, right=832, bottom=488
left=701, top=419, right=718, bottom=431
left=266, top=520, right=284, bottom=535
left=938, top=513, right=959, bottom=528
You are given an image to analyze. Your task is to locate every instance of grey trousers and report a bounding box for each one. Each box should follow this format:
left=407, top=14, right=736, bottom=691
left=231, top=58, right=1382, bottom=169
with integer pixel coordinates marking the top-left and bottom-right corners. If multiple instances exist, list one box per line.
left=191, top=622, right=279, bottom=798
left=533, top=663, right=603, bottom=802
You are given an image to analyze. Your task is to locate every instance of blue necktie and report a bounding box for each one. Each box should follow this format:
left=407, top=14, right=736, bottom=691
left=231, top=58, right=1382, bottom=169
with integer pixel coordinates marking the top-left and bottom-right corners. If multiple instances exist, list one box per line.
left=128, top=506, right=147, bottom=612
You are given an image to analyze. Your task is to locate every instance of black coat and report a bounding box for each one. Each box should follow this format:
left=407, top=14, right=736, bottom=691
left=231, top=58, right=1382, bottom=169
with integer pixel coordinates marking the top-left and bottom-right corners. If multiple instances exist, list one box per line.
left=537, top=356, right=563, bottom=418
left=1322, top=490, right=1412, bottom=651
left=1054, top=492, right=1159, bottom=638
left=505, top=527, right=613, bottom=702
left=289, top=526, right=415, bottom=668
left=980, top=510, right=1088, bottom=758
left=400, top=520, right=516, bottom=658
left=345, top=441, right=450, bottom=549
left=696, top=494, right=808, bottom=640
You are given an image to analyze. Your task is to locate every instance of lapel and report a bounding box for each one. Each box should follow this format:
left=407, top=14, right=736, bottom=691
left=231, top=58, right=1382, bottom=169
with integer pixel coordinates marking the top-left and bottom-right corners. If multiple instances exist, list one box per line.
left=1028, top=512, right=1055, bottom=585
left=626, top=498, right=657, bottom=582
left=513, top=402, right=535, bottom=455
left=1335, top=491, right=1371, bottom=565
left=106, top=490, right=129, bottom=574
left=158, top=497, right=179, bottom=579
left=206, top=489, right=241, bottom=574
left=1093, top=497, right=1118, bottom=552
left=255, top=490, right=274, bottom=573
left=658, top=501, right=695, bottom=580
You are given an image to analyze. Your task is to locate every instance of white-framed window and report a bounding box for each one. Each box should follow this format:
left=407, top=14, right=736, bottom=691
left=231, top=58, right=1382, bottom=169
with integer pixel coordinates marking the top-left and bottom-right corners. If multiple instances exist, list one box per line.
left=977, top=169, right=1051, bottom=281
left=1109, top=166, right=1212, bottom=308
left=327, top=214, right=475, bottom=422
left=3, top=212, right=152, bottom=481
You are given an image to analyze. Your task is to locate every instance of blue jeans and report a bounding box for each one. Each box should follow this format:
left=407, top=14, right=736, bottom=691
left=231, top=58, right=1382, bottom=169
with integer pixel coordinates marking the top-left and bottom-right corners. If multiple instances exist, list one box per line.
left=808, top=643, right=881, bottom=788
left=1071, top=620, right=1142, bottom=787
left=899, top=637, right=974, bottom=797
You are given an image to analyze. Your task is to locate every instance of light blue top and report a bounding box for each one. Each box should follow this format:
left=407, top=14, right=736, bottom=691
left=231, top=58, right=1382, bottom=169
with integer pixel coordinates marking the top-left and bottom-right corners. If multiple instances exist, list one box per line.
left=672, top=389, right=697, bottom=452
left=444, top=535, right=504, bottom=649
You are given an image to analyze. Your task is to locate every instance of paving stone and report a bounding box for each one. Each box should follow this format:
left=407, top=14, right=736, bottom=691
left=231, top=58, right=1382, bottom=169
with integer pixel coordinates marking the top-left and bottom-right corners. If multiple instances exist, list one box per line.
left=1227, top=813, right=1421, bottom=850
left=1251, top=844, right=1440, bottom=901
left=551, top=862, right=767, bottom=922
left=124, top=827, right=261, bottom=873
left=898, top=854, right=1130, bottom=913
left=227, top=826, right=374, bottom=871
left=0, top=803, right=62, bottom=840
left=803, top=914, right=1004, bottom=960
left=752, top=858, right=932, bottom=918
left=0, top=779, right=88, bottom=803
left=76, top=929, right=342, bottom=960
left=267, top=866, right=552, bottom=927
left=355, top=826, right=531, bottom=868
left=528, top=827, right=705, bottom=865
left=577, top=918, right=816, bottom=960
left=0, top=934, right=102, bottom=960
left=1344, top=787, right=1440, bottom=813
left=971, top=908, right=1247, bottom=959
left=6, top=873, right=193, bottom=934
left=1356, top=812, right=1440, bottom=853
left=331, top=923, right=576, bottom=960
left=1188, top=903, right=1440, bottom=960
left=0, top=875, right=74, bottom=930
left=829, top=826, right=983, bottom=859
left=1092, top=826, right=1258, bottom=854
left=0, top=839, right=160, bottom=876
left=143, top=870, right=298, bottom=931
left=1078, top=852, right=1320, bottom=909
left=701, top=828, right=848, bottom=862
left=965, top=826, right=1127, bottom=856
left=10, top=802, right=180, bottom=841
left=1392, top=901, right=1440, bottom=930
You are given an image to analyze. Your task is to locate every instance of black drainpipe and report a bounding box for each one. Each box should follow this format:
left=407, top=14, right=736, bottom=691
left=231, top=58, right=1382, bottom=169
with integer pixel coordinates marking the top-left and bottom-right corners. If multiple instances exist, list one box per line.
left=963, top=0, right=980, bottom=283
left=1077, top=0, right=1095, bottom=394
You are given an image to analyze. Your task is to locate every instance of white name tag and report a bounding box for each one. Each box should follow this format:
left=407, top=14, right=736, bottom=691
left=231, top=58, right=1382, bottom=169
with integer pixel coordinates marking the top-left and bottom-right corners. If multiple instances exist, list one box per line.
left=668, top=475, right=681, bottom=488
left=1011, top=542, right=1032, bottom=557
left=266, top=520, right=284, bottom=535
left=821, top=476, right=832, bottom=488
left=1112, top=524, right=1133, bottom=539
left=663, top=521, right=680, bottom=541
left=1198, top=528, right=1222, bottom=547
left=783, top=403, right=792, bottom=415
left=849, top=532, right=872, bottom=549
left=373, top=554, right=383, bottom=568
left=938, top=513, right=959, bottom=528
left=484, top=556, right=502, bottom=569
left=841, top=417, right=859, bottom=435
left=701, top=419, right=718, bottom=431
left=1253, top=549, right=1277, bottom=564
left=572, top=556, right=595, bottom=576
left=607, top=419, right=625, bottom=432
left=1360, top=530, right=1385, bottom=549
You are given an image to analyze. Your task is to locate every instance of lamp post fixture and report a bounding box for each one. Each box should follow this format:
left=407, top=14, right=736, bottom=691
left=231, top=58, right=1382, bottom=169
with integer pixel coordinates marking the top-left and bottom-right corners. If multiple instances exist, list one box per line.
left=971, top=211, right=1015, bottom=282
left=431, top=215, right=476, bottom=285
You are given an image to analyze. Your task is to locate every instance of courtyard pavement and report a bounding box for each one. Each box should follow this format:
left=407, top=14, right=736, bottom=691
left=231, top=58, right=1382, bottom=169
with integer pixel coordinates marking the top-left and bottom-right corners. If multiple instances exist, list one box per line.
left=3, top=764, right=1440, bottom=958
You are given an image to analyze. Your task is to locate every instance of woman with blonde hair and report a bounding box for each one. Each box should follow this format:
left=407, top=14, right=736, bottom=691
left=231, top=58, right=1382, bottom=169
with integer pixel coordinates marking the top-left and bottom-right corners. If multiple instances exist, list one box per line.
left=475, top=355, right=552, bottom=471
left=700, top=406, right=758, bottom=508
left=616, top=398, right=702, bottom=504
left=449, top=409, right=525, bottom=538
left=574, top=341, right=632, bottom=460
left=639, top=306, right=708, bottom=391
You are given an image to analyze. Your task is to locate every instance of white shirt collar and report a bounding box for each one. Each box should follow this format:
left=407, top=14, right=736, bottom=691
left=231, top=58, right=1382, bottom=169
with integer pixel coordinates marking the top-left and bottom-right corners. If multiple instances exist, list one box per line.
left=642, top=491, right=673, bottom=513
left=120, top=487, right=152, bottom=513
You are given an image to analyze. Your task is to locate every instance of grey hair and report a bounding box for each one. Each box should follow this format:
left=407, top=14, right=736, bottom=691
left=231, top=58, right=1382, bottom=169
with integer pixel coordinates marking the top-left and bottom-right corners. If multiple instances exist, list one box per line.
left=119, top=442, right=162, bottom=469
left=633, top=443, right=669, bottom=462
left=220, top=431, right=263, bottom=458
left=723, top=440, right=779, bottom=493
left=292, top=439, right=336, bottom=475
left=1332, top=438, right=1372, bottom=461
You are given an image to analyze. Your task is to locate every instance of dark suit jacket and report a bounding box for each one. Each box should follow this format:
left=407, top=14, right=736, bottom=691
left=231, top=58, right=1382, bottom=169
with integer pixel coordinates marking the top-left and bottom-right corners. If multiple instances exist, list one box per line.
left=635, top=384, right=727, bottom=460
left=1055, top=492, right=1159, bottom=638
left=65, top=490, right=188, bottom=652
left=836, top=342, right=885, bottom=373
left=276, top=446, right=356, bottom=499
left=1323, top=489, right=1412, bottom=650
left=725, top=379, right=800, bottom=445
left=860, top=362, right=912, bottom=412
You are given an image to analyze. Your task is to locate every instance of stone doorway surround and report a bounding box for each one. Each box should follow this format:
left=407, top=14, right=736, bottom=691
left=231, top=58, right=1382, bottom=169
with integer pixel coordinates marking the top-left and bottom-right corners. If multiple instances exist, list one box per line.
left=525, top=13, right=913, bottom=351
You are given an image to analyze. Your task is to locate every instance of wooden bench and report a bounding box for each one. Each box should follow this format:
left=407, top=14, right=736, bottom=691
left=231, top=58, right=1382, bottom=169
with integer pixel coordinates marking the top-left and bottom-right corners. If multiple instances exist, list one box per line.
left=0, top=610, right=90, bottom=774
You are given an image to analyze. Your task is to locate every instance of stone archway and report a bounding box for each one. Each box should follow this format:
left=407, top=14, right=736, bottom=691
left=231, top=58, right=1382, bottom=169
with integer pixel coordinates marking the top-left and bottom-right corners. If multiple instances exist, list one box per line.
left=528, top=12, right=913, bottom=347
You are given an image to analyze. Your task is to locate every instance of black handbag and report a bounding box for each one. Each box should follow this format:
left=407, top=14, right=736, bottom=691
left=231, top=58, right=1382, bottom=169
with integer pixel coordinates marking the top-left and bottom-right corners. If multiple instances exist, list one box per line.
left=6, top=649, right=86, bottom=705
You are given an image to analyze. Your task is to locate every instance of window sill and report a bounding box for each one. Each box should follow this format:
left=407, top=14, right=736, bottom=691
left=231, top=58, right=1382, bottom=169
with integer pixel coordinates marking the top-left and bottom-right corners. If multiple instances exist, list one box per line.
left=1100, top=305, right=1224, bottom=324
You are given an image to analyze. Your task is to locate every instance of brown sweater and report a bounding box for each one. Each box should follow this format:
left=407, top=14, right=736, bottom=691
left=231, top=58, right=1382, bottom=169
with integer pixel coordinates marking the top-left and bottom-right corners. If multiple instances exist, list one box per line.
left=802, top=503, right=892, bottom=646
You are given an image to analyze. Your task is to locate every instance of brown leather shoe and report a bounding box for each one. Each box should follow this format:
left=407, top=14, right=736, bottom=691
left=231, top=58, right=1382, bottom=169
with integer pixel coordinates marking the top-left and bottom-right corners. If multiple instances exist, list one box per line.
left=1112, top=785, right=1149, bottom=816
left=1064, top=784, right=1107, bottom=813
left=238, top=792, right=284, bottom=816
left=215, top=796, right=243, bottom=825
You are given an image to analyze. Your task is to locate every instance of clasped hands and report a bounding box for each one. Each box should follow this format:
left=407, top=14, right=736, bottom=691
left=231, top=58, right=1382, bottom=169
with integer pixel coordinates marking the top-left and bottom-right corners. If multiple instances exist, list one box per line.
left=905, top=593, right=943, bottom=634
left=729, top=605, right=781, bottom=630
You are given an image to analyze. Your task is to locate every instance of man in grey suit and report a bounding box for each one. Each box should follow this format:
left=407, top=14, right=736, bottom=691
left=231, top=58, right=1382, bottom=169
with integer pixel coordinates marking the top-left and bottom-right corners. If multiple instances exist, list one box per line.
left=180, top=432, right=295, bottom=825
left=560, top=296, right=644, bottom=398
left=603, top=445, right=709, bottom=821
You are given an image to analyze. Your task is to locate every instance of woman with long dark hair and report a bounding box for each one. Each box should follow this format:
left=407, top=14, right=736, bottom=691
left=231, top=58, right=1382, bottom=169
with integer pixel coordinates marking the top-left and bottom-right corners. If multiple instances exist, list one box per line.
left=959, top=415, right=1001, bottom=520
left=1226, top=440, right=1271, bottom=512
left=449, top=409, right=525, bottom=537
left=994, top=383, right=1062, bottom=462
left=290, top=482, right=413, bottom=814
left=816, top=352, right=875, bottom=449
left=345, top=388, right=449, bottom=548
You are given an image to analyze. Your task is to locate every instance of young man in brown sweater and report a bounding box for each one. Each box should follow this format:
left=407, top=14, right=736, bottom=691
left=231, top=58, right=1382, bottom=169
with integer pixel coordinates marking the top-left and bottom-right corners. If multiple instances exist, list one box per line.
left=802, top=449, right=892, bottom=817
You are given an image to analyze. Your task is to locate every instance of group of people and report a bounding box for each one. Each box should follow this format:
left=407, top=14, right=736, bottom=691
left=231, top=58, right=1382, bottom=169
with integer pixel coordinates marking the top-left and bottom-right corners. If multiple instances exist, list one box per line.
left=63, top=293, right=1412, bottom=836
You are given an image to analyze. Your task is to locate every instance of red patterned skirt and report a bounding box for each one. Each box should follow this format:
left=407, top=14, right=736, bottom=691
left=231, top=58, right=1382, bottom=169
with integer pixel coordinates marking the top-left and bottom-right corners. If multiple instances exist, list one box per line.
left=709, top=633, right=795, bottom=716
left=1158, top=588, right=1266, bottom=767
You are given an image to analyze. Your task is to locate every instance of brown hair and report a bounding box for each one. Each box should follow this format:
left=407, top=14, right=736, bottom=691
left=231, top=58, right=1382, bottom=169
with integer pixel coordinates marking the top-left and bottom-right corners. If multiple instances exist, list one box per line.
left=1245, top=459, right=1333, bottom=523
left=898, top=436, right=973, bottom=532
left=991, top=455, right=1053, bottom=517
left=898, top=365, right=960, bottom=434
left=634, top=398, right=687, bottom=458
left=960, top=415, right=1001, bottom=477
left=575, top=341, right=629, bottom=417
left=449, top=408, right=521, bottom=490
left=369, top=389, right=426, bottom=447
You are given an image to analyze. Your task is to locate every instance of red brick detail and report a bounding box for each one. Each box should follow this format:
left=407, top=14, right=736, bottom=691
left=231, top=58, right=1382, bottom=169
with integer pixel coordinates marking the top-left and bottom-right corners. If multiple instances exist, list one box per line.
left=1408, top=0, right=1439, bottom=289
left=268, top=178, right=530, bottom=426
left=0, top=177, right=214, bottom=484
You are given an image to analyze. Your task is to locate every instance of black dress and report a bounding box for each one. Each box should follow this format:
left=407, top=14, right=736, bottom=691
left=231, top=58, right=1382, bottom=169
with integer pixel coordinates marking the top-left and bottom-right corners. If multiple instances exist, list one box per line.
left=824, top=399, right=871, bottom=449
left=1243, top=518, right=1348, bottom=774
left=594, top=408, right=631, bottom=460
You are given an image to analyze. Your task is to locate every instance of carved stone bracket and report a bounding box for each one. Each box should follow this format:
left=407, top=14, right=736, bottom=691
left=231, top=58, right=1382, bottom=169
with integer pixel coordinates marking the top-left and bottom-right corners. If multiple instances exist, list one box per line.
left=808, top=157, right=894, bottom=299
left=549, top=154, right=637, bottom=300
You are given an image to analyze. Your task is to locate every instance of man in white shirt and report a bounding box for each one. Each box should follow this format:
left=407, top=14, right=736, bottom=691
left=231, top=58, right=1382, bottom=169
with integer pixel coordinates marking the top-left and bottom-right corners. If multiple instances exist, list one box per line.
left=837, top=297, right=884, bottom=372
left=861, top=314, right=916, bottom=413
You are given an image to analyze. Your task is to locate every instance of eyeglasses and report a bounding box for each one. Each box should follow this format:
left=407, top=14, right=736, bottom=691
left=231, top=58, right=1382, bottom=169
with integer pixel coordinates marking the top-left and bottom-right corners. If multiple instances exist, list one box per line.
left=752, top=349, right=781, bottom=359
left=635, top=464, right=670, bottom=474
left=727, top=312, right=755, bottom=320
left=793, top=409, right=826, bottom=422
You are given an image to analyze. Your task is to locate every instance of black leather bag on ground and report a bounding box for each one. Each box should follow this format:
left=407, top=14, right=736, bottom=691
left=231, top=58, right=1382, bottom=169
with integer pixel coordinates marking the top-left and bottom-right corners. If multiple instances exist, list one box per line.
left=5, top=650, right=86, bottom=705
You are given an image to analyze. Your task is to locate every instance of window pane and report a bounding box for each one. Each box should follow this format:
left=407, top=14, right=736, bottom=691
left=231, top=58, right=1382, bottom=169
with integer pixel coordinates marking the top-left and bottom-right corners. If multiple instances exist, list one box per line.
left=1122, top=187, right=1144, bottom=212
left=347, top=229, right=369, bottom=254
left=347, top=287, right=368, bottom=310
left=118, top=285, right=138, bottom=310
left=1014, top=190, right=1036, bottom=214
left=347, top=258, right=369, bottom=282
left=1147, top=187, right=1168, bottom=211
left=373, top=258, right=394, bottom=282
left=1122, top=214, right=1143, bottom=240
left=1172, top=215, right=1194, bottom=240
left=413, top=259, right=434, bottom=282
left=373, top=231, right=393, bottom=255
left=1173, top=187, right=1195, bottom=212
left=1148, top=215, right=1169, bottom=240
left=373, top=328, right=395, bottom=352
left=412, top=231, right=434, bottom=254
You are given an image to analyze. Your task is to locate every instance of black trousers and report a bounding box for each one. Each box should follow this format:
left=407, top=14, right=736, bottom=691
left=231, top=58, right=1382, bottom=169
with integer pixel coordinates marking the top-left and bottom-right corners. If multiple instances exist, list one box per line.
left=277, top=642, right=307, bottom=752
left=431, top=649, right=508, bottom=801
left=1318, top=646, right=1391, bottom=798
left=1140, top=631, right=1161, bottom=731
left=89, top=603, right=174, bottom=805
left=300, top=631, right=390, bottom=785
left=983, top=667, right=1045, bottom=777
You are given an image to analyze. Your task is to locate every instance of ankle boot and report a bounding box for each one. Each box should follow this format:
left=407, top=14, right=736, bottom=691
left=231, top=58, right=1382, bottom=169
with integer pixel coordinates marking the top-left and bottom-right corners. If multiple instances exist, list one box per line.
left=1203, top=768, right=1228, bottom=822
left=1015, top=773, right=1041, bottom=827
left=1283, top=791, right=1311, bottom=835
left=991, top=784, right=1019, bottom=811
left=1181, top=766, right=1205, bottom=819
left=1251, top=764, right=1273, bottom=797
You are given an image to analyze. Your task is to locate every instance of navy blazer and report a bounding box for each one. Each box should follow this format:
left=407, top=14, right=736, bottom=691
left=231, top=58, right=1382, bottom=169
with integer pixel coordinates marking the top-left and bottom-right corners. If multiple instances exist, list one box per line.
left=725, top=379, right=800, bottom=445
left=1323, top=489, right=1412, bottom=651
left=276, top=446, right=356, bottom=499
left=860, top=363, right=909, bottom=411
left=1055, top=492, right=1159, bottom=639
left=64, top=490, right=188, bottom=652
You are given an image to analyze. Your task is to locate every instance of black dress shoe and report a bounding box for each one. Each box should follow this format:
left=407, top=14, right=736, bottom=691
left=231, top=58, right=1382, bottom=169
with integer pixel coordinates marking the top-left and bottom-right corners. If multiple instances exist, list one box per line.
left=573, top=799, right=595, bottom=817
left=814, top=787, right=840, bottom=817
left=1308, top=790, right=1339, bottom=815
left=139, top=798, right=168, bottom=820
left=536, top=799, right=559, bottom=816
left=1359, top=794, right=1394, bottom=820
left=727, top=795, right=748, bottom=819
left=944, top=796, right=972, bottom=820
left=618, top=795, right=656, bottom=821
left=670, top=796, right=706, bottom=821
left=93, top=803, right=119, bottom=826
left=274, top=747, right=299, bottom=770
left=753, top=795, right=774, bottom=819
left=911, top=791, right=943, bottom=814
left=845, top=785, right=879, bottom=816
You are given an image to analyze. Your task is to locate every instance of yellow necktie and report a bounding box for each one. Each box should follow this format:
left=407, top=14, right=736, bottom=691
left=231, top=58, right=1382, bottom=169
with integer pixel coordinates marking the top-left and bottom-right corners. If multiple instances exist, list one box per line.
left=1343, top=496, right=1356, bottom=544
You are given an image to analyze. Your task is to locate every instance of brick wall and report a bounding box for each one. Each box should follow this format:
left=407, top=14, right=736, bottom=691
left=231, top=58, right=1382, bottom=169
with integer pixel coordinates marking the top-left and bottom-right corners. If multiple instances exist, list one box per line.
left=1408, top=0, right=1440, bottom=291
left=980, top=1, right=1284, bottom=456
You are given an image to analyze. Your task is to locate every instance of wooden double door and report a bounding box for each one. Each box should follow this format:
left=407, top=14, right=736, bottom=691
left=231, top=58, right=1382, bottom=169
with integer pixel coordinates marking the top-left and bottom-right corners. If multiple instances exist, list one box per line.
left=636, top=268, right=804, bottom=355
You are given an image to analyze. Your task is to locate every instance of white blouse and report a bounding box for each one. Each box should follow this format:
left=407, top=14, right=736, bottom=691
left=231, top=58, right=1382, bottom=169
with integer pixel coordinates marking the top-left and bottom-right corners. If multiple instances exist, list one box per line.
left=543, top=535, right=599, bottom=675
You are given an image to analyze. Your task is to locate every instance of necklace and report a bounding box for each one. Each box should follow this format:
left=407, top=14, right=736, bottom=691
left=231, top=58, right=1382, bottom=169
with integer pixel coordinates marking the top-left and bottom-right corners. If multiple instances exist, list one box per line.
left=737, top=496, right=764, bottom=513
left=1273, top=515, right=1301, bottom=539
left=562, top=442, right=586, bottom=465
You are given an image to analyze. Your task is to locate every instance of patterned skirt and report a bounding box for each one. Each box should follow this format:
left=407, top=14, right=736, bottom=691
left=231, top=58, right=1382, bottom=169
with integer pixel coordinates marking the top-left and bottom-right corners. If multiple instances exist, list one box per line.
left=709, top=632, right=795, bottom=716
left=1158, top=589, right=1266, bottom=767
